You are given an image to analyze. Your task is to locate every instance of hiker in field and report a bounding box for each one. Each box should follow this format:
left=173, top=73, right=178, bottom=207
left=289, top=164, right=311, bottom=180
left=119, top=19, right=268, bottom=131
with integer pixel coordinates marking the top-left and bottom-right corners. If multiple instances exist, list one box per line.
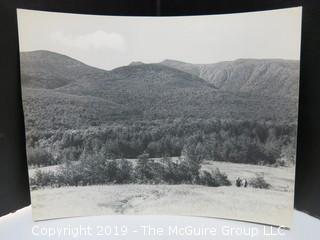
left=236, top=177, right=242, bottom=187
left=243, top=178, right=248, bottom=188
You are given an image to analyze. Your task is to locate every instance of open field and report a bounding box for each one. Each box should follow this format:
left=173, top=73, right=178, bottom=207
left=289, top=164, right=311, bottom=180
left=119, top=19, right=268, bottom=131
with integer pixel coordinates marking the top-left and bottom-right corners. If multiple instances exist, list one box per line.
left=29, top=159, right=295, bottom=192
left=30, top=161, right=295, bottom=226
left=202, top=160, right=295, bottom=192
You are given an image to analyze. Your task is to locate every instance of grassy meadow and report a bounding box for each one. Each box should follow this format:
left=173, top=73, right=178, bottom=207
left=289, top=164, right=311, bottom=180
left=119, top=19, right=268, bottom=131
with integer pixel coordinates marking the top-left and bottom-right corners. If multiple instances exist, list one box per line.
left=30, top=160, right=295, bottom=226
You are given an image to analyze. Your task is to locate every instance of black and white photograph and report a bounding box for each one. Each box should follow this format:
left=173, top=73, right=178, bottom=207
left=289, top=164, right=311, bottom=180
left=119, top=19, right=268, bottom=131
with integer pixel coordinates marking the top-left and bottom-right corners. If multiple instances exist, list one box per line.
left=17, top=7, right=301, bottom=226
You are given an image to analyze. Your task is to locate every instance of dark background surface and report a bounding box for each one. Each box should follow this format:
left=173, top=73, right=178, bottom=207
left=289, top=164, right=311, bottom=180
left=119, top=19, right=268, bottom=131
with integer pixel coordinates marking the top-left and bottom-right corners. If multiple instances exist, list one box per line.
left=0, top=0, right=319, bottom=220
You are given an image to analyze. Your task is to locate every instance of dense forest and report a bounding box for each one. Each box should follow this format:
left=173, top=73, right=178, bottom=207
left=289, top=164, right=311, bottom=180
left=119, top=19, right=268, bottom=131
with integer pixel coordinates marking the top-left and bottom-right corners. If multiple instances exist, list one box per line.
left=27, top=118, right=296, bottom=167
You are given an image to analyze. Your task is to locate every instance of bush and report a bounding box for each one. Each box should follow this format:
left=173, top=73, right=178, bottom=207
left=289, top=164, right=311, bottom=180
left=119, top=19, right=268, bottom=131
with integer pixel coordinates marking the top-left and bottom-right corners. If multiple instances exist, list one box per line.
left=55, top=163, right=84, bottom=186
left=109, top=159, right=134, bottom=183
left=198, top=168, right=231, bottom=187
left=249, top=173, right=271, bottom=189
left=134, top=153, right=154, bottom=182
left=273, top=158, right=287, bottom=167
left=27, top=148, right=58, bottom=166
left=60, top=147, right=82, bottom=164
left=29, top=170, right=57, bottom=189
left=134, top=155, right=166, bottom=184
left=159, top=157, right=200, bottom=184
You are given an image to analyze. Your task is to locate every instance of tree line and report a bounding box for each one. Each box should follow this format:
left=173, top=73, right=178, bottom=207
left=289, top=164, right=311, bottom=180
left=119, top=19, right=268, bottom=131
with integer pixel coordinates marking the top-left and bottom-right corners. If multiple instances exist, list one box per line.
left=26, top=118, right=297, bottom=167
left=30, top=153, right=232, bottom=189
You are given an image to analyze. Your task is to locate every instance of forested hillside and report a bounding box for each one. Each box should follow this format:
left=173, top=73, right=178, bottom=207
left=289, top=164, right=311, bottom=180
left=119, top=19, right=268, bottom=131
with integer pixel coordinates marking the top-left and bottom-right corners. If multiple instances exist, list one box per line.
left=161, top=59, right=299, bottom=98
left=21, top=50, right=299, bottom=167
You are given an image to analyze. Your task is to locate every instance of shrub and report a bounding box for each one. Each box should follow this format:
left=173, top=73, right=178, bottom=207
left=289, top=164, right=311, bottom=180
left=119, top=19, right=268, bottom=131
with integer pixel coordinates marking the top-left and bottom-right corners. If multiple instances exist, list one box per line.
left=135, top=153, right=154, bottom=182
left=249, top=173, right=271, bottom=189
left=60, top=147, right=82, bottom=164
left=115, top=159, right=134, bottom=183
left=27, top=148, right=57, bottom=166
left=160, top=157, right=199, bottom=184
left=104, top=159, right=119, bottom=183
left=104, top=159, right=135, bottom=184
left=198, top=168, right=231, bottom=187
left=29, top=170, right=57, bottom=189
left=273, top=158, right=287, bottom=167
left=161, top=158, right=180, bottom=184
left=78, top=151, right=109, bottom=184
left=55, top=163, right=84, bottom=186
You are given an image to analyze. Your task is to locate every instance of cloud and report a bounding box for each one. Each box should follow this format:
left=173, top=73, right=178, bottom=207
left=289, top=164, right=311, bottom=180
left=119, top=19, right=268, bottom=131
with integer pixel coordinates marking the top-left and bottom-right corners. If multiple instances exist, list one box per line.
left=51, top=30, right=125, bottom=52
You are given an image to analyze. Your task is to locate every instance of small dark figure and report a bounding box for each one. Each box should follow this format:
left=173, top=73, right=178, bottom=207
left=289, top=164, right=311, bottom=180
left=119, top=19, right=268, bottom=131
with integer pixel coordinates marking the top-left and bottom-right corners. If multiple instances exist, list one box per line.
left=243, top=178, right=248, bottom=188
left=236, top=177, right=242, bottom=187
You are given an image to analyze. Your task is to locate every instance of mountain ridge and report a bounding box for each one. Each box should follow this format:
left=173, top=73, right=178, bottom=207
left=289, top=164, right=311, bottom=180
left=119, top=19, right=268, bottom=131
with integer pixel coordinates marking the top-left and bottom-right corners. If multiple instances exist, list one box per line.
left=20, top=51, right=299, bottom=130
left=20, top=50, right=299, bottom=99
left=160, top=58, right=299, bottom=98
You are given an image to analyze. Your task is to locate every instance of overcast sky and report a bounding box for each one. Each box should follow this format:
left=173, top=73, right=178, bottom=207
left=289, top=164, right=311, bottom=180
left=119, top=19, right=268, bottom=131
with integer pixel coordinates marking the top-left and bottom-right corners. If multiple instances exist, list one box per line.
left=17, top=7, right=302, bottom=70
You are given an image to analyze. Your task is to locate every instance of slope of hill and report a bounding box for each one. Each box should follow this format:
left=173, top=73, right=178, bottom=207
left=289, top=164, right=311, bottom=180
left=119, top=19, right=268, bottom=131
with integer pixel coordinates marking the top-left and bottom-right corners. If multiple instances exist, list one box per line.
left=161, top=59, right=300, bottom=98
left=22, top=88, right=132, bottom=130
left=56, top=63, right=213, bottom=105
left=20, top=50, right=109, bottom=89
left=161, top=59, right=200, bottom=76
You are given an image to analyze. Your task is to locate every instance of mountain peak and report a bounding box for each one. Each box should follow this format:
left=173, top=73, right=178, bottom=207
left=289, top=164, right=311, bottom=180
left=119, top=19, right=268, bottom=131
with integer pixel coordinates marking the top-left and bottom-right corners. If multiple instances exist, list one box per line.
left=128, top=61, right=145, bottom=66
left=161, top=59, right=188, bottom=65
left=20, top=50, right=73, bottom=59
left=20, top=50, right=107, bottom=89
